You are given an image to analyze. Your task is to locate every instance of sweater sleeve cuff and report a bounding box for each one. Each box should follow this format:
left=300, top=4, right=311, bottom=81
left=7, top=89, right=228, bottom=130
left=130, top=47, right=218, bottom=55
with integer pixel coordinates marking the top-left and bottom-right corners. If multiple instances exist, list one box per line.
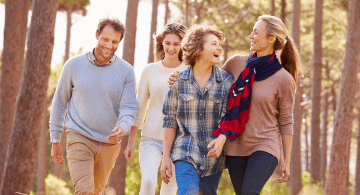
left=50, top=130, right=62, bottom=143
left=117, top=123, right=130, bottom=135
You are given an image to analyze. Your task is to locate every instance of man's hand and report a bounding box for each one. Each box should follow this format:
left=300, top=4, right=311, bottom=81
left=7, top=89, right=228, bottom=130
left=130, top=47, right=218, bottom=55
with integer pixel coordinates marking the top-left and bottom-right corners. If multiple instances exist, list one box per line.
left=107, top=126, right=124, bottom=143
left=160, top=157, right=172, bottom=184
left=51, top=143, right=64, bottom=166
left=124, top=143, right=135, bottom=161
left=167, top=71, right=180, bottom=87
left=278, top=161, right=290, bottom=183
left=207, top=134, right=227, bottom=158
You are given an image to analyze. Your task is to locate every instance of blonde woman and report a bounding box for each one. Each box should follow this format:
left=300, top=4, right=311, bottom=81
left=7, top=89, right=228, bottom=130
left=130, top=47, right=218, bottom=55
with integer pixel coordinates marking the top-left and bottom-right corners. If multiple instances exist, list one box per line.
left=124, top=23, right=187, bottom=195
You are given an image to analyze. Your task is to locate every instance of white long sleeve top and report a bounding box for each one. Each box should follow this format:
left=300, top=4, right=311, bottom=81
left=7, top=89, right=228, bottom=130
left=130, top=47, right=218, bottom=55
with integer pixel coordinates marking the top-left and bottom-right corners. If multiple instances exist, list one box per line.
left=134, top=61, right=187, bottom=141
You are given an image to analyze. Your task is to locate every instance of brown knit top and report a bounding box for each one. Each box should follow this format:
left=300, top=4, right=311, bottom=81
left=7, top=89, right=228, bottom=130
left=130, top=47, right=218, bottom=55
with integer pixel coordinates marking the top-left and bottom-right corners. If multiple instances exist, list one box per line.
left=222, top=54, right=296, bottom=161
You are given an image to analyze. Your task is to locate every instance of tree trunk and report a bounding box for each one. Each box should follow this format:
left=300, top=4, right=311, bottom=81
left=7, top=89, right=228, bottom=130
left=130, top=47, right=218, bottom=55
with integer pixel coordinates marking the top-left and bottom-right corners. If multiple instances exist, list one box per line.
left=108, top=0, right=139, bottom=194
left=271, top=0, right=275, bottom=16
left=64, top=8, right=73, bottom=64
left=0, top=0, right=31, bottom=185
left=290, top=1, right=302, bottom=192
left=194, top=0, right=205, bottom=24
left=281, top=0, right=286, bottom=25
left=185, top=0, right=189, bottom=26
left=310, top=0, right=323, bottom=183
left=223, top=39, right=229, bottom=65
left=164, top=0, right=170, bottom=25
left=36, top=105, right=48, bottom=195
left=305, top=116, right=309, bottom=172
left=320, top=87, right=329, bottom=183
left=324, top=0, right=360, bottom=194
left=355, top=105, right=360, bottom=195
left=0, top=0, right=59, bottom=193
left=148, top=0, right=159, bottom=63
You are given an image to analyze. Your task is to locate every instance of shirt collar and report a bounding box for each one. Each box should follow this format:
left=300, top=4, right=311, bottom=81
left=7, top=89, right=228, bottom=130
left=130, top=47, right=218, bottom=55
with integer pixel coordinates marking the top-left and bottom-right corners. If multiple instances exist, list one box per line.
left=180, top=65, right=225, bottom=82
left=87, top=48, right=116, bottom=67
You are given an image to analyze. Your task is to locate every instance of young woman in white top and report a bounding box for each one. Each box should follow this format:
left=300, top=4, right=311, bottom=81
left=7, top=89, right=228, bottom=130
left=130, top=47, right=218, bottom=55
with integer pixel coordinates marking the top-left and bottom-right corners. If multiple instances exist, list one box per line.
left=124, top=23, right=187, bottom=195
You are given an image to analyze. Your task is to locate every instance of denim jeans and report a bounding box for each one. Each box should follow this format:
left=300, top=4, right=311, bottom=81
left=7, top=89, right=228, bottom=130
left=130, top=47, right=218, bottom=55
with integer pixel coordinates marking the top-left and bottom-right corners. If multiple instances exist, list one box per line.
left=226, top=151, right=278, bottom=195
left=175, top=161, right=222, bottom=195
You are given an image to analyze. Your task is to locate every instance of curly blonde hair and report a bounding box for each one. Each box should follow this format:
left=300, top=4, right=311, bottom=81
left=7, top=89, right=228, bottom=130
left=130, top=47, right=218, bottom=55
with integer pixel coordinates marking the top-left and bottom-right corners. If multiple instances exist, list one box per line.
left=181, top=24, right=225, bottom=67
left=153, top=23, right=187, bottom=62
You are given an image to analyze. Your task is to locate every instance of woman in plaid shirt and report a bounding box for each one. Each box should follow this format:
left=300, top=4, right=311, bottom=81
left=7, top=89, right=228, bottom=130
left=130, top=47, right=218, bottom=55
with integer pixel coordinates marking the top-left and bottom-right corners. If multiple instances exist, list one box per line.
left=161, top=24, right=234, bottom=195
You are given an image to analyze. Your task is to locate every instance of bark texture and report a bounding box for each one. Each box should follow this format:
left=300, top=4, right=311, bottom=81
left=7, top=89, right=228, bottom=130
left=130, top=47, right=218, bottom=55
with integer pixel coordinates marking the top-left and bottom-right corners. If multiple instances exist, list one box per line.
left=164, top=0, right=170, bottom=25
left=0, top=0, right=31, bottom=185
left=320, top=63, right=330, bottom=183
left=324, top=0, right=360, bottom=194
left=290, top=0, right=302, bottom=193
left=0, top=0, right=59, bottom=193
left=108, top=0, right=139, bottom=194
left=281, top=0, right=286, bottom=25
left=148, top=0, right=159, bottom=63
left=36, top=106, right=48, bottom=195
left=355, top=105, right=360, bottom=195
left=310, top=0, right=323, bottom=183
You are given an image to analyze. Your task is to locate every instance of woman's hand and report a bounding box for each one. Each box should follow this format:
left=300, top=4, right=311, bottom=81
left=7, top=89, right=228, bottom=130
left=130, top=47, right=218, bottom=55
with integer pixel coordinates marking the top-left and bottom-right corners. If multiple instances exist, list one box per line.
left=207, top=134, right=227, bottom=158
left=278, top=161, right=290, bottom=183
left=161, top=157, right=172, bottom=184
left=167, top=71, right=180, bottom=87
left=124, top=143, right=135, bottom=161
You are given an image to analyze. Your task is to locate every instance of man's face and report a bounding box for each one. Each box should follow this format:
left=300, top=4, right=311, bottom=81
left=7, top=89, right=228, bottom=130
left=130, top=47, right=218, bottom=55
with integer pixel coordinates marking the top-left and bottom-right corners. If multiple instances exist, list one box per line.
left=95, top=25, right=122, bottom=62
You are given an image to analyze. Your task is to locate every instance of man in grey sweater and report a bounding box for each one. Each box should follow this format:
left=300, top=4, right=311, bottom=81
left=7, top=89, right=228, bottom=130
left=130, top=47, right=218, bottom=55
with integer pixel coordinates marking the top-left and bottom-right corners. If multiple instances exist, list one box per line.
left=49, top=17, right=137, bottom=194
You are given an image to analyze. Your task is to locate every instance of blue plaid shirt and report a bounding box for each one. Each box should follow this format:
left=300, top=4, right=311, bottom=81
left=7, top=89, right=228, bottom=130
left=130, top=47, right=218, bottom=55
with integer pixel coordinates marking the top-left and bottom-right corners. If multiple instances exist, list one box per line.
left=163, top=65, right=234, bottom=177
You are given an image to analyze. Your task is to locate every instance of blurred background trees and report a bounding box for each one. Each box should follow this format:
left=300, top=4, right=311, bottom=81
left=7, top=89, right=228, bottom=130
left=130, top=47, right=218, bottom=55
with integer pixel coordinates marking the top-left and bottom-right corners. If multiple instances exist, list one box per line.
left=0, top=0, right=358, bottom=194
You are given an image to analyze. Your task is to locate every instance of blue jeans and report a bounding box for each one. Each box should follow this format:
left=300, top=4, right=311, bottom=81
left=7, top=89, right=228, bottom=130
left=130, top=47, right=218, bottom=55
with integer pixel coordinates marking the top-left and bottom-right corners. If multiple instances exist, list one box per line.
left=175, top=161, right=222, bottom=195
left=226, top=151, right=278, bottom=195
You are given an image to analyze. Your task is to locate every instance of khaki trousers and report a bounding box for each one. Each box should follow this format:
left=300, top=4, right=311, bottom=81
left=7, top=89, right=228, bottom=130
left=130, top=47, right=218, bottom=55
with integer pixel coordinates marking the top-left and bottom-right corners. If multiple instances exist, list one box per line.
left=66, top=131, right=121, bottom=195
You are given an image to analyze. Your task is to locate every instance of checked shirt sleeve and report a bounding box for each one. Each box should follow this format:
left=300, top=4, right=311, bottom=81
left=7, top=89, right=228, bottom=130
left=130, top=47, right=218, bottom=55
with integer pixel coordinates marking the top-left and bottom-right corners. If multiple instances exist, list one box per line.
left=162, top=79, right=179, bottom=129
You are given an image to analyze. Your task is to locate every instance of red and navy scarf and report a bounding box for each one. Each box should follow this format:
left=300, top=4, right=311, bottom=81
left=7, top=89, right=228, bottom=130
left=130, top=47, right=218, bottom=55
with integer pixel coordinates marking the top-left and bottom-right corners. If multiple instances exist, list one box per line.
left=212, top=52, right=283, bottom=140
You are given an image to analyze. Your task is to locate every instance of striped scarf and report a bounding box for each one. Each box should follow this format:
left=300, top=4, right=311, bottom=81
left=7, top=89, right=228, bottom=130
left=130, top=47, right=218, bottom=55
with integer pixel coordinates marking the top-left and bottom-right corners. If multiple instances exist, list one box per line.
left=212, top=52, right=283, bottom=140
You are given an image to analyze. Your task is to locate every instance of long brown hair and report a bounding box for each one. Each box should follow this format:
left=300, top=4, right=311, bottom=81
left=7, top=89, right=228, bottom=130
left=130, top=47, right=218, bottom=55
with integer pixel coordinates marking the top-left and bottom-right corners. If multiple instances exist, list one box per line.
left=258, top=15, right=300, bottom=84
left=153, top=23, right=187, bottom=62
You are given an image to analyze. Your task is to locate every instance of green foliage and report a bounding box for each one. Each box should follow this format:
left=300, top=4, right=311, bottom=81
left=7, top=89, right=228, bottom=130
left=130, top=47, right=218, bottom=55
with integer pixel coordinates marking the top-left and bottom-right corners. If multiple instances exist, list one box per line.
left=45, top=174, right=72, bottom=195
left=58, top=0, right=90, bottom=15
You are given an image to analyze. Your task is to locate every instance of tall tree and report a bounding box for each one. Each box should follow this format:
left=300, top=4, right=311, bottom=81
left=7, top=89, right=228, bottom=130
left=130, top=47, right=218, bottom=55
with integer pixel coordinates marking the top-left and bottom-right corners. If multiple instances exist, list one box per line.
left=0, top=0, right=31, bottom=185
left=355, top=104, right=360, bottom=195
left=36, top=107, right=48, bottom=195
left=164, top=0, right=170, bottom=25
left=290, top=0, right=302, bottom=193
left=281, top=0, right=286, bottom=24
left=325, top=0, right=360, bottom=193
left=320, top=63, right=330, bottom=183
left=0, top=0, right=59, bottom=193
left=108, top=0, right=139, bottom=194
left=148, top=0, right=159, bottom=63
left=271, top=0, right=275, bottom=16
left=310, top=0, right=323, bottom=183
left=194, top=0, right=205, bottom=24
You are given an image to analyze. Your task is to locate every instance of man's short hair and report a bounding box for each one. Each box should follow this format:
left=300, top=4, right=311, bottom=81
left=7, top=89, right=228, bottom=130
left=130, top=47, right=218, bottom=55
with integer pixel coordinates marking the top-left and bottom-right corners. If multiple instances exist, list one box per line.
left=96, top=17, right=126, bottom=41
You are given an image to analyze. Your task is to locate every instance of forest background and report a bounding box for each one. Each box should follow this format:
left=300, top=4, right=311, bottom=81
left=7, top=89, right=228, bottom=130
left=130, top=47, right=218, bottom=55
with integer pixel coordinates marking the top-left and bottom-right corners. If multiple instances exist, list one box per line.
left=0, top=0, right=359, bottom=195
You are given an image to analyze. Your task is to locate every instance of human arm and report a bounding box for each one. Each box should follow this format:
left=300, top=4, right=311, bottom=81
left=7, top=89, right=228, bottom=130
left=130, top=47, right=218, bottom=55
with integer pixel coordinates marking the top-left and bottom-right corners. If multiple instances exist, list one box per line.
left=278, top=134, right=292, bottom=183
left=124, top=126, right=138, bottom=161
left=161, top=127, right=177, bottom=184
left=115, top=68, right=138, bottom=136
left=161, top=81, right=179, bottom=184
left=277, top=73, right=296, bottom=183
left=49, top=61, right=73, bottom=144
left=221, top=54, right=247, bottom=81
